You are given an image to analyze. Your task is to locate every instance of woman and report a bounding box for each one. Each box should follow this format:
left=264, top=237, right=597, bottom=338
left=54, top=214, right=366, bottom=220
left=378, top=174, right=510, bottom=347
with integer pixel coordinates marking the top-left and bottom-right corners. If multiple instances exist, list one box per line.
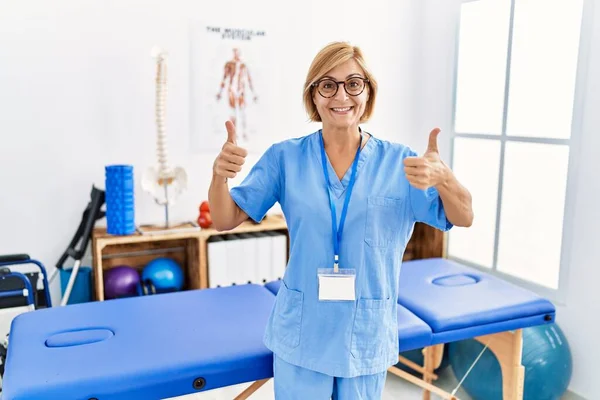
left=208, top=41, right=473, bottom=399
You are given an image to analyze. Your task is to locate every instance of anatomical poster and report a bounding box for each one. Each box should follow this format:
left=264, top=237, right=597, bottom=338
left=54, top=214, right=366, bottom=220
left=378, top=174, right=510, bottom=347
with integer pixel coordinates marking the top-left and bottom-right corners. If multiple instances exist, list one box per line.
left=190, top=22, right=274, bottom=153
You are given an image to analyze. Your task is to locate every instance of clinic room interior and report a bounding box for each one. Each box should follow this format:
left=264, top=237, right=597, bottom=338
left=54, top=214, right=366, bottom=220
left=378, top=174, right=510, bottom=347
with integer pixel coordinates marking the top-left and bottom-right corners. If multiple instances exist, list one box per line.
left=1, top=0, right=597, bottom=399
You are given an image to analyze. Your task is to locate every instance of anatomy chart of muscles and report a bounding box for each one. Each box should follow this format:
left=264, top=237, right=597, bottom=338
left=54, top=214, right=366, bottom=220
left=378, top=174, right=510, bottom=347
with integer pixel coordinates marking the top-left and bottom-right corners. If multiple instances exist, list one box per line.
left=190, top=23, right=274, bottom=153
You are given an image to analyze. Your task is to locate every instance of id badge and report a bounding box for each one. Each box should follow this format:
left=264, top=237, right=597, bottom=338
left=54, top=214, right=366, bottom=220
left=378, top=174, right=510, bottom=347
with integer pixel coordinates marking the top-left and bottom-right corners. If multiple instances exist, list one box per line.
left=317, top=268, right=356, bottom=301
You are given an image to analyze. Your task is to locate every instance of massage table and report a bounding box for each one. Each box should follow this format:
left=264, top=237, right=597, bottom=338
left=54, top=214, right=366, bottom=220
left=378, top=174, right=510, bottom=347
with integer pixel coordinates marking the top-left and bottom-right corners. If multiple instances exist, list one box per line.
left=1, top=258, right=555, bottom=400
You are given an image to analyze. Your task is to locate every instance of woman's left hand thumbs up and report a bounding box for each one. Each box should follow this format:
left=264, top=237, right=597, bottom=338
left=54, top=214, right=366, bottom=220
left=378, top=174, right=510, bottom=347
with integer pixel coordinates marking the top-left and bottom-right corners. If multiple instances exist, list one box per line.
left=403, top=128, right=449, bottom=190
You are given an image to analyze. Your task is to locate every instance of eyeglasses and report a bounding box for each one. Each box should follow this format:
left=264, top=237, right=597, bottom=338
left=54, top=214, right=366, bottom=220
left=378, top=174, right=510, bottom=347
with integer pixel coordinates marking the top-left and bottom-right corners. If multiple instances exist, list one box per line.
left=312, top=77, right=369, bottom=98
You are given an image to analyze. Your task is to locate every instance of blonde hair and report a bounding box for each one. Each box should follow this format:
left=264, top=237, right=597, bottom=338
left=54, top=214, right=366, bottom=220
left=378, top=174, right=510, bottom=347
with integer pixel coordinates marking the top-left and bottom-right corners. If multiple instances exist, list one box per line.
left=303, top=42, right=378, bottom=123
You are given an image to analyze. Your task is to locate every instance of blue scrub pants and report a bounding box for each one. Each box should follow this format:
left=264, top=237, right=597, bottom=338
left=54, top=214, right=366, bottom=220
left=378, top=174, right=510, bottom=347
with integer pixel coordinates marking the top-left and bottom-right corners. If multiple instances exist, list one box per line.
left=273, top=355, right=387, bottom=399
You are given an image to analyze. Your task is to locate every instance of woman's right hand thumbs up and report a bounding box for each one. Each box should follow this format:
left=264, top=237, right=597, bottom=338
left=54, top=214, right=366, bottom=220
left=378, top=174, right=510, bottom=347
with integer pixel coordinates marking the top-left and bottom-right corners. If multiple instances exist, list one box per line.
left=213, top=120, right=248, bottom=181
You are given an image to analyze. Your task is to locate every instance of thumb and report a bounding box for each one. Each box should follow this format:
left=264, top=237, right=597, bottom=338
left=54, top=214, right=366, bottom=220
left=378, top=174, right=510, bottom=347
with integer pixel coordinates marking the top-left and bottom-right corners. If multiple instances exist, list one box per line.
left=426, top=127, right=441, bottom=153
left=225, top=120, right=237, bottom=144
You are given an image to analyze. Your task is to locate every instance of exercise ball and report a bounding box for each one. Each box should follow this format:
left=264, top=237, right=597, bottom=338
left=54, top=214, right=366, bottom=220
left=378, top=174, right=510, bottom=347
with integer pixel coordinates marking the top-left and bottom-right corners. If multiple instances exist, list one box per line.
left=141, top=258, right=184, bottom=293
left=448, top=323, right=572, bottom=400
left=104, top=265, right=140, bottom=299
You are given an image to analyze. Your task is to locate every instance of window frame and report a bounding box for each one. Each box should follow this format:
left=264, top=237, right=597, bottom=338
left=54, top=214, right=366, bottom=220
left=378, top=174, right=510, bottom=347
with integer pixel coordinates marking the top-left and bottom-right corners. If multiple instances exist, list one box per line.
left=446, top=0, right=593, bottom=304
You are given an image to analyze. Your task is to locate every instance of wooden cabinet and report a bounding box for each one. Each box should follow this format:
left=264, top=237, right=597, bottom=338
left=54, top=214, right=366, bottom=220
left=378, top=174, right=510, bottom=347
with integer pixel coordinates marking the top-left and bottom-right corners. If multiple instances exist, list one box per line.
left=403, top=222, right=445, bottom=261
left=91, top=215, right=288, bottom=301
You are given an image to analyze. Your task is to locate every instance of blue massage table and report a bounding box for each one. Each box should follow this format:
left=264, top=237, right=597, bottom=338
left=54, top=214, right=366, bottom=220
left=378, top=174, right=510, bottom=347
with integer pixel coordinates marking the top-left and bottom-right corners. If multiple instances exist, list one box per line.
left=1, top=258, right=555, bottom=400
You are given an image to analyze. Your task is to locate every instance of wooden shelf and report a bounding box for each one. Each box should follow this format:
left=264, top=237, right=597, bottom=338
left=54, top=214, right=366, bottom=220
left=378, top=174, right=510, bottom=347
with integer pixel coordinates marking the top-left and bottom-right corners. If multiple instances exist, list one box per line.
left=93, top=214, right=287, bottom=244
left=91, top=215, right=288, bottom=301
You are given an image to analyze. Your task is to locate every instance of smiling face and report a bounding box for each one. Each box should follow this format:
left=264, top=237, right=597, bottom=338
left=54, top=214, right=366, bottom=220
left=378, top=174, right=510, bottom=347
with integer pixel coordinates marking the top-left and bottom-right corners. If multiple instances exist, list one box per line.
left=312, top=59, right=370, bottom=131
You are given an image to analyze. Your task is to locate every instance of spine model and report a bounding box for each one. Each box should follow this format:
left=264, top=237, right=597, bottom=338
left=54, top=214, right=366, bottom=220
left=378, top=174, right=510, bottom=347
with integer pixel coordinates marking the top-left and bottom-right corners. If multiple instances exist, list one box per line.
left=141, top=47, right=188, bottom=228
left=152, top=47, right=171, bottom=182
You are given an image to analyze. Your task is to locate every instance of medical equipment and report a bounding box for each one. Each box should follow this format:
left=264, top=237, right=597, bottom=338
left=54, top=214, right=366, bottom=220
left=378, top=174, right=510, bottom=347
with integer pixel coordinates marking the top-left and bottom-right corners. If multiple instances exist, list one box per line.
left=52, top=185, right=106, bottom=306
left=0, top=254, right=51, bottom=385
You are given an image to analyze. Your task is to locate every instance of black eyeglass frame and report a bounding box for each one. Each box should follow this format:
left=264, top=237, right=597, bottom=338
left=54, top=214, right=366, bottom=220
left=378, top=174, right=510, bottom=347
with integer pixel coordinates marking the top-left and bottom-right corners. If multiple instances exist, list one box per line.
left=311, top=77, right=370, bottom=98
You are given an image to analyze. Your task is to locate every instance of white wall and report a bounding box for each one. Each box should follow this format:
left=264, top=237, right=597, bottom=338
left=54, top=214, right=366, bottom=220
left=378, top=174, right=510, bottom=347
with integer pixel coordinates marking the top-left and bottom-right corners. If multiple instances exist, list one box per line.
left=0, top=0, right=422, bottom=296
left=419, top=0, right=598, bottom=398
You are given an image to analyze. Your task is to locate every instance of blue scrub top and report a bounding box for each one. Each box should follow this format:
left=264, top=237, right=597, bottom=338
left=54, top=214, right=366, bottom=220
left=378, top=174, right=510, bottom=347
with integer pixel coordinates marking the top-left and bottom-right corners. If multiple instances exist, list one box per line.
left=230, top=130, right=452, bottom=378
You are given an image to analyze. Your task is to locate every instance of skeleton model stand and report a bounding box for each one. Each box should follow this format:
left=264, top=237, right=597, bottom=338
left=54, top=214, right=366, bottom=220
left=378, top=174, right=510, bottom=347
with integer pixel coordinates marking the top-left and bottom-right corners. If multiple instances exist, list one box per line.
left=141, top=47, right=189, bottom=231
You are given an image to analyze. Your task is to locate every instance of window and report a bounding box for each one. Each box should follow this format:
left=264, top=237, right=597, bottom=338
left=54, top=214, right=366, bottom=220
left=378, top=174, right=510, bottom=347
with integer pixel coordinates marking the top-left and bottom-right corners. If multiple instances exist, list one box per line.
left=447, top=0, right=587, bottom=300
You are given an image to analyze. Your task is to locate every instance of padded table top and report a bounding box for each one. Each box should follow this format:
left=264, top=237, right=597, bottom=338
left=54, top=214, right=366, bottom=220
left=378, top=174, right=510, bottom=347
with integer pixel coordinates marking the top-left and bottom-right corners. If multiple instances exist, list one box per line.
left=397, top=258, right=556, bottom=339
left=397, top=306, right=432, bottom=352
left=3, top=284, right=276, bottom=400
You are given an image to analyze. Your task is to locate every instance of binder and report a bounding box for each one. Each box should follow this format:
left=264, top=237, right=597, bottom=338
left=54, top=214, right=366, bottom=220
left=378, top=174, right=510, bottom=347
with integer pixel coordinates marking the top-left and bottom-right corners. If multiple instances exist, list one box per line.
left=265, top=231, right=288, bottom=281
left=206, top=228, right=289, bottom=287
left=237, top=233, right=258, bottom=284
left=207, top=235, right=228, bottom=288
left=253, top=231, right=273, bottom=284
left=225, top=234, right=243, bottom=285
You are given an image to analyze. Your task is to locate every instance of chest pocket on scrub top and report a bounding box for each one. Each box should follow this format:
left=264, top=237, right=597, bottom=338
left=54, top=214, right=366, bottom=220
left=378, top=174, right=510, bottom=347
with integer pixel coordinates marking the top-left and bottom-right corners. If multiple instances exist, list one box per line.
left=364, top=196, right=405, bottom=248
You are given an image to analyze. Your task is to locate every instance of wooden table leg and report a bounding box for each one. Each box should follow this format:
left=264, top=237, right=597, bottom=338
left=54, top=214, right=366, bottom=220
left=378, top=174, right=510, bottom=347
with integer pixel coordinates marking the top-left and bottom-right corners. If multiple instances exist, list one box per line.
left=475, top=330, right=524, bottom=400
left=234, top=378, right=270, bottom=400
left=396, top=355, right=438, bottom=380
left=422, top=346, right=433, bottom=400
left=387, top=366, right=459, bottom=400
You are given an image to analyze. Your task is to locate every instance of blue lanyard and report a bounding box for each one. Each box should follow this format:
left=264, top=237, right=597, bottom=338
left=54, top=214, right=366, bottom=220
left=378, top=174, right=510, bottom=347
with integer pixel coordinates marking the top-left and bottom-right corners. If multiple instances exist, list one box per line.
left=319, top=131, right=363, bottom=269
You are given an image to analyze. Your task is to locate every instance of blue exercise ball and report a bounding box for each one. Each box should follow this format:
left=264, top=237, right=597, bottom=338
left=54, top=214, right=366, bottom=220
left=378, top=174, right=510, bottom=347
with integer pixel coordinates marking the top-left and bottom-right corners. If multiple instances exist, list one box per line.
left=141, top=258, right=184, bottom=293
left=448, top=323, right=572, bottom=400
